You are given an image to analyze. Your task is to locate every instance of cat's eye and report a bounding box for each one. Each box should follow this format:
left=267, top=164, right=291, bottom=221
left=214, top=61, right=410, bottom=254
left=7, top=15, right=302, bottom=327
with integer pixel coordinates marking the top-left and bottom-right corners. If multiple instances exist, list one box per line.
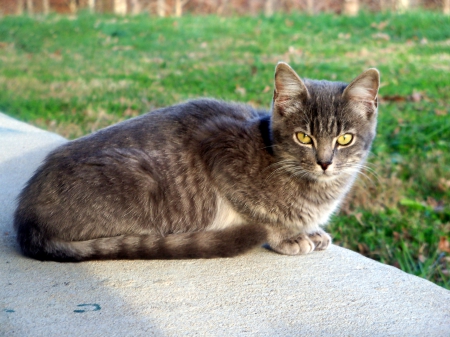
left=296, top=132, right=312, bottom=144
left=337, top=134, right=353, bottom=146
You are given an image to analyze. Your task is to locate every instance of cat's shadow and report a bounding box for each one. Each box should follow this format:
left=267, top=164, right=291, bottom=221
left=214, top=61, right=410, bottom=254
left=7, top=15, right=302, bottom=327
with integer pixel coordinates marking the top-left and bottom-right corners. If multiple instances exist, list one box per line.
left=0, top=125, right=164, bottom=335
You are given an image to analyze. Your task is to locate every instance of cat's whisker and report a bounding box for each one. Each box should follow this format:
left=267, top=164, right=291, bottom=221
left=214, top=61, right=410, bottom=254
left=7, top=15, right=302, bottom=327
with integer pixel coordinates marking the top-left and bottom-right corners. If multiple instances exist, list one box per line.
left=268, top=161, right=314, bottom=182
left=342, top=168, right=375, bottom=185
left=290, top=169, right=313, bottom=181
left=263, top=159, right=299, bottom=174
left=264, top=160, right=309, bottom=183
left=265, top=163, right=299, bottom=182
left=339, top=162, right=380, bottom=182
left=351, top=164, right=380, bottom=182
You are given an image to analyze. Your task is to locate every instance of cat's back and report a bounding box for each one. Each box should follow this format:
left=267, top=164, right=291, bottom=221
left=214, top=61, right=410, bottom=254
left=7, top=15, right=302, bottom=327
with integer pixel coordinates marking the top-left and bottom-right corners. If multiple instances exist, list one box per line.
left=76, top=98, right=262, bottom=149
left=32, top=99, right=263, bottom=172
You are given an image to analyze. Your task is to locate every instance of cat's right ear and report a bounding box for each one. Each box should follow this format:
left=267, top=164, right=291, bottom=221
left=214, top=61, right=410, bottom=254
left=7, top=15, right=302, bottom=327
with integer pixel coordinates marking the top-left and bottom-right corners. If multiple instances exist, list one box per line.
left=273, top=62, right=310, bottom=117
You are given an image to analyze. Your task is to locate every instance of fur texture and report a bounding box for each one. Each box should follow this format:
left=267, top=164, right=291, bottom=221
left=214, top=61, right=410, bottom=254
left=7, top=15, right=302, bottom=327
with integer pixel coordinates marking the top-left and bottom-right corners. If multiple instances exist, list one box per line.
left=14, top=62, right=380, bottom=262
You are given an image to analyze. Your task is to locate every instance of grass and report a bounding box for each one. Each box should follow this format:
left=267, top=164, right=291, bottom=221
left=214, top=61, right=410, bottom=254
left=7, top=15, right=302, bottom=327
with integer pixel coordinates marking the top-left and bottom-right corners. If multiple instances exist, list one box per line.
left=0, top=11, right=449, bottom=288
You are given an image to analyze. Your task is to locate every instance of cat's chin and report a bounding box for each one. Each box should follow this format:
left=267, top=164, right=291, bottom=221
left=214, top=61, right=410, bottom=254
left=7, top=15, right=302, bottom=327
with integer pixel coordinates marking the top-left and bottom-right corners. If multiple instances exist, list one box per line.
left=315, top=172, right=340, bottom=182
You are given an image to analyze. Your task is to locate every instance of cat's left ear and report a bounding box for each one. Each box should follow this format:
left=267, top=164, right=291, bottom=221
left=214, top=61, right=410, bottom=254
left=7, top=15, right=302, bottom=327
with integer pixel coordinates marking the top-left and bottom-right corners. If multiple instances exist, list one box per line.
left=343, top=68, right=380, bottom=108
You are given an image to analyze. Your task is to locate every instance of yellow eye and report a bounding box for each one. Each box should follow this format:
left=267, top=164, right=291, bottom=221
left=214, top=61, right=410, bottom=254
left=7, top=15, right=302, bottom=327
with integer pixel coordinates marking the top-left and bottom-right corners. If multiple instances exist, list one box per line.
left=296, top=132, right=312, bottom=144
left=337, top=134, right=353, bottom=146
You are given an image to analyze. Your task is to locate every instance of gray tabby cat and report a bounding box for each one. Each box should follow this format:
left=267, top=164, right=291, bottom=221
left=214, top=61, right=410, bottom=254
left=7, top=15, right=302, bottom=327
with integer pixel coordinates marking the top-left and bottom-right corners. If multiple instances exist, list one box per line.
left=14, top=62, right=380, bottom=262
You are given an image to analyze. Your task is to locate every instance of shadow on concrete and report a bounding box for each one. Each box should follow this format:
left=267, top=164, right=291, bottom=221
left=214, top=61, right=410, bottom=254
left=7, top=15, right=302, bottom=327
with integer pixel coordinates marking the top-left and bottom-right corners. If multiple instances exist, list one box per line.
left=0, top=130, right=164, bottom=336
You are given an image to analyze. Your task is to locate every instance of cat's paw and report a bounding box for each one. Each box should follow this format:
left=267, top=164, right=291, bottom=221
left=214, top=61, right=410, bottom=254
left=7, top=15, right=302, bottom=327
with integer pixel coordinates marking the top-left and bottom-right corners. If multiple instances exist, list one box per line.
left=308, top=229, right=332, bottom=251
left=271, top=234, right=315, bottom=255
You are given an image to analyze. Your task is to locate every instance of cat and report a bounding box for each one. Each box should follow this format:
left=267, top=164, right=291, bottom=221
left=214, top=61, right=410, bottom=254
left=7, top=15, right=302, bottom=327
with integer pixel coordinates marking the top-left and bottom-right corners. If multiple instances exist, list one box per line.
left=14, top=62, right=380, bottom=262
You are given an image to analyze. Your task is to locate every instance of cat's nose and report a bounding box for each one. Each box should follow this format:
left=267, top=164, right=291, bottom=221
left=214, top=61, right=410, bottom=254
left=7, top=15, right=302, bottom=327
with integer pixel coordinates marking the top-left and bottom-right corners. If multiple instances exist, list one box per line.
left=317, top=161, right=332, bottom=171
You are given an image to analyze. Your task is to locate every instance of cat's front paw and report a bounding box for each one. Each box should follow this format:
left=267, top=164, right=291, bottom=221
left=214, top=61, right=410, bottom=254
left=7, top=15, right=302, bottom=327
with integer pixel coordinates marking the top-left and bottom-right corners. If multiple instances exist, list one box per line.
left=271, top=234, right=315, bottom=255
left=308, top=229, right=332, bottom=251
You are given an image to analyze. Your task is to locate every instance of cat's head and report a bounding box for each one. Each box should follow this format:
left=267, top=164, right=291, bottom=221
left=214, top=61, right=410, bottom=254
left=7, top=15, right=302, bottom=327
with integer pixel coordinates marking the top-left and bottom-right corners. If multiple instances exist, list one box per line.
left=270, top=62, right=380, bottom=182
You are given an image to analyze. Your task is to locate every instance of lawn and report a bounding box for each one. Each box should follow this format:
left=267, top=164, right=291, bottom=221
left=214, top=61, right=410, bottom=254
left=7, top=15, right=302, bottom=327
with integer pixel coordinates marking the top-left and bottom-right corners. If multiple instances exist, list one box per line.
left=0, top=11, right=449, bottom=288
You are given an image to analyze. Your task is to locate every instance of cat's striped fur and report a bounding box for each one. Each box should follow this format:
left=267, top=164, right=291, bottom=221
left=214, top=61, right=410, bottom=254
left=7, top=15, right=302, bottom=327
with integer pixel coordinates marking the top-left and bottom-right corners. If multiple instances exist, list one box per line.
left=14, top=62, right=380, bottom=261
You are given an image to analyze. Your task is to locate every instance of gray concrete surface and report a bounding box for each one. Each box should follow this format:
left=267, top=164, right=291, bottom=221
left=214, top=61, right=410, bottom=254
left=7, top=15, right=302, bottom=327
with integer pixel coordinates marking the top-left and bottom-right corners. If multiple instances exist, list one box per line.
left=1, top=112, right=449, bottom=336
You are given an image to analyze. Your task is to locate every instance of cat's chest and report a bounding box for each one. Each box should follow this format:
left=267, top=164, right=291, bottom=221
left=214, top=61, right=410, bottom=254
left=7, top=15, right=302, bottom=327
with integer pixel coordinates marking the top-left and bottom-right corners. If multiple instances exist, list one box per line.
left=290, top=182, right=347, bottom=225
left=262, top=181, right=346, bottom=231
left=298, top=197, right=340, bottom=227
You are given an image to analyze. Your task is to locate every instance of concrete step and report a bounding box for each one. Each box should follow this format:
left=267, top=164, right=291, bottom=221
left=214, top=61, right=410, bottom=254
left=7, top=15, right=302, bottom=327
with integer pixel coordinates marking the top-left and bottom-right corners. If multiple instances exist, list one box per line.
left=1, top=112, right=449, bottom=336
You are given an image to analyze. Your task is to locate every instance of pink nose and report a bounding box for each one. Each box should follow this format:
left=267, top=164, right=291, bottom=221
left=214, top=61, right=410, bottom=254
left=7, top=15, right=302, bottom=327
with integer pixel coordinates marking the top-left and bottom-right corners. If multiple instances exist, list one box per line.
left=317, top=161, right=332, bottom=171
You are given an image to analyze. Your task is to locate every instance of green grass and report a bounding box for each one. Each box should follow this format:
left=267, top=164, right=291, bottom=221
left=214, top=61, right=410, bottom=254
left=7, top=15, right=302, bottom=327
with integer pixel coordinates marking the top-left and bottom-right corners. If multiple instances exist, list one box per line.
left=0, top=11, right=449, bottom=288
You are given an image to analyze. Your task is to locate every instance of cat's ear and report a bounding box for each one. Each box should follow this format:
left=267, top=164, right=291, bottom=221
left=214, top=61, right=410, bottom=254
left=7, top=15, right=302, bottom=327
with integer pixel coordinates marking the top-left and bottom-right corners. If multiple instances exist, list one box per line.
left=343, top=68, right=380, bottom=106
left=273, top=62, right=310, bottom=116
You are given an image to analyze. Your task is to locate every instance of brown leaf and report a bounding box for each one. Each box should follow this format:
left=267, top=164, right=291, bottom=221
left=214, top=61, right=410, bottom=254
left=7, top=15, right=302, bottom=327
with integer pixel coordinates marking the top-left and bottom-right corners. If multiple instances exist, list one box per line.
left=112, top=45, right=133, bottom=51
left=381, top=95, right=406, bottom=102
left=235, top=85, right=246, bottom=96
left=426, top=197, right=438, bottom=208
left=338, top=33, right=351, bottom=39
left=262, top=86, right=271, bottom=93
left=372, top=32, right=390, bottom=41
left=438, top=177, right=450, bottom=192
left=287, top=46, right=303, bottom=55
left=124, top=108, right=139, bottom=117
left=438, top=237, right=450, bottom=253
left=419, top=244, right=427, bottom=255
left=438, top=178, right=450, bottom=192
left=358, top=243, right=369, bottom=255
left=401, top=228, right=413, bottom=240
left=410, top=92, right=422, bottom=102
left=359, top=47, right=369, bottom=57
left=353, top=212, right=364, bottom=226
left=434, top=109, right=448, bottom=116
left=371, top=21, right=389, bottom=30
left=48, top=50, right=62, bottom=61
left=427, top=197, right=445, bottom=212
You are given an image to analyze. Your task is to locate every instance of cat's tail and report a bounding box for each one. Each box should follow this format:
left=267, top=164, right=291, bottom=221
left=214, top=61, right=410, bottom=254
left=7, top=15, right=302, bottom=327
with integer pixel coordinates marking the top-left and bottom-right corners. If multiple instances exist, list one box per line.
left=17, top=224, right=268, bottom=262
